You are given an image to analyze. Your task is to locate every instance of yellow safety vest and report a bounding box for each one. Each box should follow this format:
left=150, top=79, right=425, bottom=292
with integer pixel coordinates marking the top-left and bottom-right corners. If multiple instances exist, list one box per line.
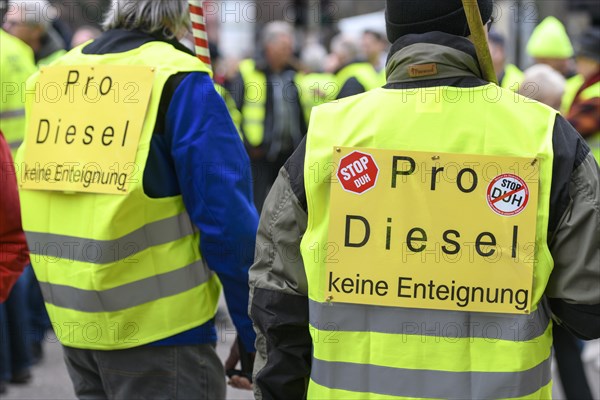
left=0, top=31, right=36, bottom=153
left=561, top=74, right=585, bottom=115
left=336, top=62, right=382, bottom=94
left=295, top=72, right=339, bottom=123
left=301, top=86, right=556, bottom=399
left=16, top=41, right=221, bottom=350
left=214, top=82, right=242, bottom=137
left=579, top=81, right=600, bottom=162
left=501, top=63, right=524, bottom=92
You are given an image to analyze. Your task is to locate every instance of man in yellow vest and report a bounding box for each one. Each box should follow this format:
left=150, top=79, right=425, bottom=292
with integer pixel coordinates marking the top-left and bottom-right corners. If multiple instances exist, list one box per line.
left=16, top=1, right=257, bottom=398
left=228, top=21, right=307, bottom=212
left=249, top=1, right=600, bottom=399
left=568, top=26, right=600, bottom=162
left=526, top=16, right=583, bottom=114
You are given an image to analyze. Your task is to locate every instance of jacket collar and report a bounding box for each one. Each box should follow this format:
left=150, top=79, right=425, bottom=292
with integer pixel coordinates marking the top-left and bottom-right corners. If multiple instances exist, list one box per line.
left=386, top=31, right=485, bottom=84
left=82, top=28, right=194, bottom=56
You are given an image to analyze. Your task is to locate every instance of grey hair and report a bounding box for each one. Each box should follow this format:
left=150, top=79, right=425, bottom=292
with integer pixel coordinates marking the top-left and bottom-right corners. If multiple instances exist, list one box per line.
left=331, top=34, right=360, bottom=63
left=6, top=0, right=57, bottom=30
left=102, top=0, right=190, bottom=39
left=301, top=42, right=327, bottom=73
left=518, top=64, right=566, bottom=110
left=261, top=20, right=293, bottom=48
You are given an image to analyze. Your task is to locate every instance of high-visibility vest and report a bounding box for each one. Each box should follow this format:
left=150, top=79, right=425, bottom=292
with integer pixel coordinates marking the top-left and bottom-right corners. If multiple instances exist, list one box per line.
left=295, top=72, right=339, bottom=123
left=16, top=41, right=222, bottom=350
left=38, top=49, right=67, bottom=66
left=0, top=31, right=36, bottom=153
left=238, top=59, right=268, bottom=147
left=336, top=62, right=383, bottom=94
left=301, top=85, right=556, bottom=399
left=561, top=74, right=585, bottom=115
left=578, top=81, right=600, bottom=162
left=500, top=63, right=524, bottom=92
left=214, top=82, right=242, bottom=137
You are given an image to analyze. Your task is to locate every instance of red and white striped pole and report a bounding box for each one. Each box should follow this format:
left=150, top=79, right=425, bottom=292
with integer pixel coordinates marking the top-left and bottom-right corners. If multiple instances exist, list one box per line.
left=188, top=0, right=212, bottom=69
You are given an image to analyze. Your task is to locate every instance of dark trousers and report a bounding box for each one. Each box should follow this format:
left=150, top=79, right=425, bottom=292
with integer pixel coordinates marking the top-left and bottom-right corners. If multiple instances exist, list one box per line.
left=553, top=324, right=593, bottom=400
left=251, top=153, right=291, bottom=214
left=63, top=343, right=225, bottom=400
left=0, top=272, right=33, bottom=381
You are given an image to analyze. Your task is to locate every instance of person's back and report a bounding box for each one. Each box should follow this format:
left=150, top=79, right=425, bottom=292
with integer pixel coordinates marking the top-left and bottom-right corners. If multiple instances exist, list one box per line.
left=16, top=1, right=258, bottom=398
left=249, top=1, right=600, bottom=399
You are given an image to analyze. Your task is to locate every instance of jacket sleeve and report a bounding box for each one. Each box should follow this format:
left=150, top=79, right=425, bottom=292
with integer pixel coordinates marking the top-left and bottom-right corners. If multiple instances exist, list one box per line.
left=249, top=139, right=312, bottom=400
left=546, top=116, right=600, bottom=340
left=0, top=132, right=29, bottom=303
left=166, top=72, right=258, bottom=351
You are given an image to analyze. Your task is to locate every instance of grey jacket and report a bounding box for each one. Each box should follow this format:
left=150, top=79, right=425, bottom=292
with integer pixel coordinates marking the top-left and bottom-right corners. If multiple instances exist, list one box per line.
left=249, top=32, right=600, bottom=400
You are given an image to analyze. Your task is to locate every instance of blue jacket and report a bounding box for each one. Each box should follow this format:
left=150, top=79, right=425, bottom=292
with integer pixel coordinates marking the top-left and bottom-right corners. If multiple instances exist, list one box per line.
left=83, top=29, right=258, bottom=351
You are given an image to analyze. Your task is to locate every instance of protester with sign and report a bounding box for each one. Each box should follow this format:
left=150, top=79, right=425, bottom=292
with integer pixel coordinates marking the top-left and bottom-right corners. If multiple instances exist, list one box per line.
left=15, top=1, right=257, bottom=398
left=248, top=0, right=600, bottom=399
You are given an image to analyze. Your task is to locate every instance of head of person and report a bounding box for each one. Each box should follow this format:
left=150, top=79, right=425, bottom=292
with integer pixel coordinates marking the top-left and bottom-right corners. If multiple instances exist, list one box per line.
left=70, top=25, right=101, bottom=48
left=261, top=21, right=294, bottom=73
left=385, top=0, right=494, bottom=44
left=574, top=26, right=600, bottom=81
left=3, top=0, right=57, bottom=52
left=526, top=16, right=574, bottom=76
left=102, top=0, right=191, bottom=40
left=362, top=29, right=387, bottom=64
left=518, top=64, right=566, bottom=111
left=301, top=41, right=328, bottom=73
left=488, top=30, right=506, bottom=75
left=330, top=34, right=361, bottom=67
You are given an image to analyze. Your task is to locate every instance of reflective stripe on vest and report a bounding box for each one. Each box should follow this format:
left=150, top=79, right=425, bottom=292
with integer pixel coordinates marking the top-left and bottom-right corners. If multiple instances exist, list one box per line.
left=301, top=85, right=556, bottom=399
left=38, top=259, right=211, bottom=312
left=26, top=212, right=195, bottom=264
left=311, top=354, right=552, bottom=399
left=239, top=59, right=267, bottom=147
left=17, top=41, right=220, bottom=350
left=309, top=299, right=550, bottom=341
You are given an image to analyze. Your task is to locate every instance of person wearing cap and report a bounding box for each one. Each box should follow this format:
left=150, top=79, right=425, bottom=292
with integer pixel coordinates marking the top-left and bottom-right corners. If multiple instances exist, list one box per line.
left=568, top=26, right=600, bottom=162
left=15, top=1, right=257, bottom=398
left=488, top=30, right=523, bottom=91
left=248, top=1, right=600, bottom=399
left=526, top=16, right=584, bottom=114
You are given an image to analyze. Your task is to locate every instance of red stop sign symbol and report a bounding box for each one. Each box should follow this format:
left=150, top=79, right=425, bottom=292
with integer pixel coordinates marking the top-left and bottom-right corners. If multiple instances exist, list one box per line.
left=336, top=151, right=379, bottom=194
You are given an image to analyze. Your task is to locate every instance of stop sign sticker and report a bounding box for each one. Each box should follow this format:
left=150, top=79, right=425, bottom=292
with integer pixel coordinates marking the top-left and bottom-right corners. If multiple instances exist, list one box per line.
left=486, top=174, right=530, bottom=216
left=336, top=151, right=379, bottom=194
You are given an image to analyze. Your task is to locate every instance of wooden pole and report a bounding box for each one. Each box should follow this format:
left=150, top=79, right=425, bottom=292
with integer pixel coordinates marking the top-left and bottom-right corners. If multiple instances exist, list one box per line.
left=461, top=0, right=498, bottom=85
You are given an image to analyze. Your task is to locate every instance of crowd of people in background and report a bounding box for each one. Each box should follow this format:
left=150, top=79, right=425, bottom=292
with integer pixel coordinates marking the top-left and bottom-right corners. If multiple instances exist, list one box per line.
left=0, top=0, right=598, bottom=397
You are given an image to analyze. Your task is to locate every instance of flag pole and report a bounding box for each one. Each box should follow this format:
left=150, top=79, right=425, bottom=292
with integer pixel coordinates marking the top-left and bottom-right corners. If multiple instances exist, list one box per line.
left=188, top=0, right=212, bottom=70
left=461, top=0, right=498, bottom=85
